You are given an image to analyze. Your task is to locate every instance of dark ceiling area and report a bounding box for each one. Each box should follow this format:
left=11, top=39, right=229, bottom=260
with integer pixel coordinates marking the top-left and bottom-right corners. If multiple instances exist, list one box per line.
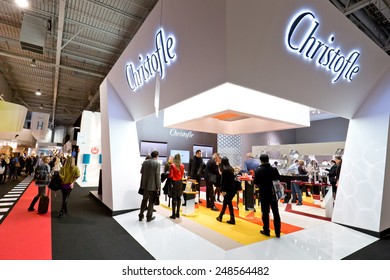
left=0, top=0, right=389, bottom=129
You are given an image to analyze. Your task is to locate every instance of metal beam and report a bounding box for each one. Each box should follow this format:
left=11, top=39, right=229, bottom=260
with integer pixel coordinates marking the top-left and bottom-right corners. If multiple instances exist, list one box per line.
left=0, top=50, right=105, bottom=78
left=344, top=0, right=372, bottom=16
left=82, top=0, right=145, bottom=23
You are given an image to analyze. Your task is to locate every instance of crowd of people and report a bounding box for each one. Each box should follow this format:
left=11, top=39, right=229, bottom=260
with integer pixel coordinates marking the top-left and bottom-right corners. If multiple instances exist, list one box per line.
left=0, top=152, right=80, bottom=218
left=138, top=149, right=343, bottom=239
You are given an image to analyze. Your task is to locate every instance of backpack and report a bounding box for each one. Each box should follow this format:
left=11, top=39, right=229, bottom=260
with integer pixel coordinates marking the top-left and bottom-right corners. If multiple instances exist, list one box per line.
left=35, top=164, right=49, bottom=185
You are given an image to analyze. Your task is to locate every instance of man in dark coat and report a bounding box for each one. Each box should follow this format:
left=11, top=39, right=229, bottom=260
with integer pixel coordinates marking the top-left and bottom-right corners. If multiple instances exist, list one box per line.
left=190, top=150, right=204, bottom=202
left=254, top=154, right=281, bottom=238
left=138, top=150, right=161, bottom=222
left=204, top=152, right=220, bottom=211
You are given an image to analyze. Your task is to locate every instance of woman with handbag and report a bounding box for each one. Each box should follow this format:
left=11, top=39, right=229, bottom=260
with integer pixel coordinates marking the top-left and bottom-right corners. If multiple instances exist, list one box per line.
left=48, top=156, right=63, bottom=191
left=168, top=153, right=184, bottom=219
left=58, top=156, right=80, bottom=218
left=216, top=156, right=236, bottom=224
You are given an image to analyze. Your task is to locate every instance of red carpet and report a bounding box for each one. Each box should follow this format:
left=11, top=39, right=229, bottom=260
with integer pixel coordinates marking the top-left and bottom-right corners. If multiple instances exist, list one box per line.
left=0, top=182, right=52, bottom=260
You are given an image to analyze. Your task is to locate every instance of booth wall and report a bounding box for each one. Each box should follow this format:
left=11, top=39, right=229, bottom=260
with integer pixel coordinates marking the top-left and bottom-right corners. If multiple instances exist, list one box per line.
left=137, top=111, right=217, bottom=166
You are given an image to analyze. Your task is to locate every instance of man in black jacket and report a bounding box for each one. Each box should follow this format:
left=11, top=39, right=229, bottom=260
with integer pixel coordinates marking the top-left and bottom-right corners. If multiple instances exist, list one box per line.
left=204, top=153, right=220, bottom=211
left=254, top=154, right=281, bottom=238
left=190, top=150, right=204, bottom=203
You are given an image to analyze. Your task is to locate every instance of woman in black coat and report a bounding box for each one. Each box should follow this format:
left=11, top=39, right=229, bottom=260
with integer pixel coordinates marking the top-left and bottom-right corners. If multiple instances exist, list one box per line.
left=216, top=156, right=236, bottom=224
left=326, top=160, right=337, bottom=199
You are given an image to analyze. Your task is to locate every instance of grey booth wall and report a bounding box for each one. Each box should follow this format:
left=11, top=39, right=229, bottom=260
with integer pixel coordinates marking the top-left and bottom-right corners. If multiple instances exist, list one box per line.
left=296, top=118, right=349, bottom=144
left=136, top=111, right=217, bottom=167
left=242, top=118, right=349, bottom=162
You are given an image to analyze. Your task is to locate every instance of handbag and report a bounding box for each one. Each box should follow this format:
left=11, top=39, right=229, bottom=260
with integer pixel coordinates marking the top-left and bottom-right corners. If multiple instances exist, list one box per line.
left=272, top=180, right=285, bottom=201
left=210, top=173, right=217, bottom=184
left=48, top=172, right=62, bottom=191
left=161, top=172, right=167, bottom=183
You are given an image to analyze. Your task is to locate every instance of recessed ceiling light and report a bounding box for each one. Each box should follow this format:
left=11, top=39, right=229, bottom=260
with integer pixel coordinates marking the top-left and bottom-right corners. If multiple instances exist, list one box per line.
left=35, top=89, right=41, bottom=96
left=15, top=0, right=29, bottom=8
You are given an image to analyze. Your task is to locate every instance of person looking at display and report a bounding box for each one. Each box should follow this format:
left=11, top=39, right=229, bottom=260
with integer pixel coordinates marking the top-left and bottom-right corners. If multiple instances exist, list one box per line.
left=204, top=153, right=221, bottom=211
left=168, top=153, right=185, bottom=219
left=334, top=156, right=342, bottom=199
left=254, top=154, right=282, bottom=238
left=216, top=156, right=236, bottom=224
left=190, top=150, right=204, bottom=203
left=287, top=159, right=299, bottom=174
left=291, top=160, right=303, bottom=205
left=326, top=159, right=337, bottom=199
left=162, top=155, right=173, bottom=198
left=298, top=160, right=308, bottom=175
left=243, top=152, right=259, bottom=173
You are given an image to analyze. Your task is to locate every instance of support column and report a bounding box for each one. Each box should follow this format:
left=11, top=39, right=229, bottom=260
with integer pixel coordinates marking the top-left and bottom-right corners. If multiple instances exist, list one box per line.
left=100, top=79, right=142, bottom=213
left=332, top=68, right=390, bottom=236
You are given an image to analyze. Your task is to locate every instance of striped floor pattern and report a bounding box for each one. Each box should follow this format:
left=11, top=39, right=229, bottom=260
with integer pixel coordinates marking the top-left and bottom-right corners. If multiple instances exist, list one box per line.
left=0, top=177, right=32, bottom=224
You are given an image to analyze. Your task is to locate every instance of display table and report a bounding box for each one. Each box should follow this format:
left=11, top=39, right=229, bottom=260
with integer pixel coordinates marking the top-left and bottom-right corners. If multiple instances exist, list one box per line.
left=182, top=179, right=199, bottom=203
left=182, top=191, right=198, bottom=216
left=238, top=176, right=255, bottom=211
left=280, top=175, right=308, bottom=203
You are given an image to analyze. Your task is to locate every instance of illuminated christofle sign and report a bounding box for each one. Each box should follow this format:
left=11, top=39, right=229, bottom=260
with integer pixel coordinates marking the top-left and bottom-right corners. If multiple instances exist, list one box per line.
left=286, top=11, right=361, bottom=83
left=125, top=28, right=177, bottom=92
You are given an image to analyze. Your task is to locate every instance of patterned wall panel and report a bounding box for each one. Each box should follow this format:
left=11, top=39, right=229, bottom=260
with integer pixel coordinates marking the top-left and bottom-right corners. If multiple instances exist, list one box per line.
left=217, top=134, right=242, bottom=168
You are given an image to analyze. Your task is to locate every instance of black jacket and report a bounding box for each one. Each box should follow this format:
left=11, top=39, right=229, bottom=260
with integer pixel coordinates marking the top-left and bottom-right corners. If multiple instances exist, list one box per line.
left=190, top=156, right=204, bottom=178
left=220, top=165, right=235, bottom=195
left=254, top=163, right=281, bottom=199
left=326, top=164, right=337, bottom=183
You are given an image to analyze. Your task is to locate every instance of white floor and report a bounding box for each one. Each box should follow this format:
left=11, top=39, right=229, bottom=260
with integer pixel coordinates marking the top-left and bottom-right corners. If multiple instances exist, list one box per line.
left=114, top=196, right=378, bottom=260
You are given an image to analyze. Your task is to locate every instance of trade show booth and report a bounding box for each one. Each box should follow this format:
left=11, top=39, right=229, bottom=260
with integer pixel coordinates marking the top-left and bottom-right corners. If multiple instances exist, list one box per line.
left=99, top=0, right=390, bottom=237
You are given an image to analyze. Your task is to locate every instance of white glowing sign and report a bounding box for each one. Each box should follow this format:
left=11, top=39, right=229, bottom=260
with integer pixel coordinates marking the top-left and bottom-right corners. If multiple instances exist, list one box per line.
left=286, top=11, right=360, bottom=83
left=125, top=28, right=176, bottom=92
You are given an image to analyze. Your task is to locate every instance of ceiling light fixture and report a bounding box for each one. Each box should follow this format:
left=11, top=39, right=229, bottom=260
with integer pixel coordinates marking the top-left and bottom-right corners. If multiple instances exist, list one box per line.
left=39, top=104, right=43, bottom=109
left=35, top=89, right=41, bottom=96
left=15, top=0, right=29, bottom=8
left=30, top=58, right=37, bottom=67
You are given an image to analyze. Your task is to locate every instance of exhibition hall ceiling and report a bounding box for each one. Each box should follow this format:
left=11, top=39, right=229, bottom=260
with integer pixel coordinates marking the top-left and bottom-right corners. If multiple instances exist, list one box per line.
left=0, top=0, right=389, bottom=128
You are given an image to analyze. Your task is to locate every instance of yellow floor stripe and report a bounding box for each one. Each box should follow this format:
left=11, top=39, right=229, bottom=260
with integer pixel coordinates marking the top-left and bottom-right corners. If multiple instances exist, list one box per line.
left=161, top=191, right=322, bottom=246
left=162, top=202, right=278, bottom=245
left=186, top=206, right=277, bottom=245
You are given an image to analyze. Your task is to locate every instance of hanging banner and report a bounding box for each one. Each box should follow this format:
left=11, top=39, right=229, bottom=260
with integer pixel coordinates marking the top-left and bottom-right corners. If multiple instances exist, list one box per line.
left=0, top=100, right=28, bottom=132
left=31, top=112, right=50, bottom=139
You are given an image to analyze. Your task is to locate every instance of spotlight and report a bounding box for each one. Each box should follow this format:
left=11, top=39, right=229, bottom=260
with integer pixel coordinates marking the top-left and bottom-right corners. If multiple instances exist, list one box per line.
left=39, top=104, right=43, bottom=109
left=35, top=89, right=41, bottom=96
left=16, top=0, right=29, bottom=8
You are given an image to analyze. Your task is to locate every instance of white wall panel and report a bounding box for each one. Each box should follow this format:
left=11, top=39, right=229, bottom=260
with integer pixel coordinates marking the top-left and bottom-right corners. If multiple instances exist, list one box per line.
left=100, top=79, right=142, bottom=212
left=332, top=68, right=390, bottom=233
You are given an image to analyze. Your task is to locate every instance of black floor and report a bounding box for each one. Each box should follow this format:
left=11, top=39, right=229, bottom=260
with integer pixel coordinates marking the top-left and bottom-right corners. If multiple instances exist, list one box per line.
left=343, top=234, right=390, bottom=260
left=50, top=184, right=154, bottom=260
